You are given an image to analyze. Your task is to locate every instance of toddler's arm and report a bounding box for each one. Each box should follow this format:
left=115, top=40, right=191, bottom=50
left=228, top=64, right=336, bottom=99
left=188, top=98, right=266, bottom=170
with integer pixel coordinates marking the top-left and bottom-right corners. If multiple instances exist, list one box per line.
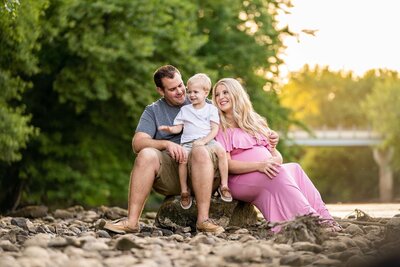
left=158, top=124, right=183, bottom=134
left=193, top=122, right=219, bottom=146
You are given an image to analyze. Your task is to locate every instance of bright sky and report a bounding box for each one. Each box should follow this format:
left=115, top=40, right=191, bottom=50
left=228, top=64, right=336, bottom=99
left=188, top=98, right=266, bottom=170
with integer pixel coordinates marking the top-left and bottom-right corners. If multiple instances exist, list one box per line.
left=278, top=0, right=400, bottom=77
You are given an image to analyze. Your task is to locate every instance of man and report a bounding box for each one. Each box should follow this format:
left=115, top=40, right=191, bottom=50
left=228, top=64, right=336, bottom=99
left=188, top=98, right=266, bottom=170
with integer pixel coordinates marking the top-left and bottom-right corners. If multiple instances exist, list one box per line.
left=104, top=65, right=225, bottom=234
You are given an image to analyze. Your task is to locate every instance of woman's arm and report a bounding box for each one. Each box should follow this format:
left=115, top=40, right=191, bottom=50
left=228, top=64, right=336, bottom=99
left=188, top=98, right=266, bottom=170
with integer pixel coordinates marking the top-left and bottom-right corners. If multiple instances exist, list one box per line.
left=226, top=153, right=281, bottom=179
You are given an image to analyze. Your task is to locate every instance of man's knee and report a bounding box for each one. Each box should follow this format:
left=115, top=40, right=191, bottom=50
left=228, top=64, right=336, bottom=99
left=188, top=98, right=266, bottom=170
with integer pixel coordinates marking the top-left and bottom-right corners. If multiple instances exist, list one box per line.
left=135, top=148, right=159, bottom=170
left=191, top=146, right=210, bottom=164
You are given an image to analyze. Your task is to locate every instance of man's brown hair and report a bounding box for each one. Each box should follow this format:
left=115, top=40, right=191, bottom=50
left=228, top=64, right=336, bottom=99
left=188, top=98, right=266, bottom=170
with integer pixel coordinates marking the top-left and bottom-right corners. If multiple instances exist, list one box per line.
left=153, top=65, right=181, bottom=89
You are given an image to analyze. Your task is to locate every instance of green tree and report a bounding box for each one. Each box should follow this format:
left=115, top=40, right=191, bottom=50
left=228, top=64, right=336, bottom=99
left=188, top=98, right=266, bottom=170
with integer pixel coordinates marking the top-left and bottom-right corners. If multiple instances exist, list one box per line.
left=1, top=0, right=209, bottom=211
left=0, top=1, right=44, bottom=162
left=301, top=147, right=379, bottom=202
left=280, top=65, right=371, bottom=128
left=281, top=66, right=400, bottom=202
left=0, top=1, right=46, bottom=210
left=0, top=0, right=293, bottom=211
left=1, top=0, right=20, bottom=16
left=197, top=0, right=292, bottom=130
left=362, top=70, right=400, bottom=169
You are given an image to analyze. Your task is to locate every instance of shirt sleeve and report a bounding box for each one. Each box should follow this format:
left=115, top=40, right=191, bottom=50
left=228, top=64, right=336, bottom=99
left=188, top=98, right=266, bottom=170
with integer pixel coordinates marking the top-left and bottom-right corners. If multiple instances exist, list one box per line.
left=136, top=107, right=157, bottom=138
left=173, top=109, right=185, bottom=125
left=209, top=105, right=220, bottom=124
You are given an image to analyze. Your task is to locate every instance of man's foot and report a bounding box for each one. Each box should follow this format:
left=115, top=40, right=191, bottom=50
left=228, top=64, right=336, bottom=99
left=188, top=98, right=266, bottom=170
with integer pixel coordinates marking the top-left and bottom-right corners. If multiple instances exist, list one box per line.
left=180, top=192, right=193, bottom=209
left=196, top=219, right=225, bottom=235
left=218, top=186, right=233, bottom=202
left=103, top=218, right=140, bottom=234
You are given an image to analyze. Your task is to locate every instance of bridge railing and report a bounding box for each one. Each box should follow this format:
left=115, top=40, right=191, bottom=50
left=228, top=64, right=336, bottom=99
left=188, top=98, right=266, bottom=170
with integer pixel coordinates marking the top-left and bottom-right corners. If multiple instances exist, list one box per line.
left=285, top=128, right=382, bottom=147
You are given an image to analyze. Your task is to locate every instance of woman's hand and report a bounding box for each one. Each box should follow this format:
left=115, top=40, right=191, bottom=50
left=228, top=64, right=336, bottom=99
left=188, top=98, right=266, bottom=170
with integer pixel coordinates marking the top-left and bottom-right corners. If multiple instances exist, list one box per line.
left=258, top=159, right=281, bottom=179
left=165, top=141, right=187, bottom=163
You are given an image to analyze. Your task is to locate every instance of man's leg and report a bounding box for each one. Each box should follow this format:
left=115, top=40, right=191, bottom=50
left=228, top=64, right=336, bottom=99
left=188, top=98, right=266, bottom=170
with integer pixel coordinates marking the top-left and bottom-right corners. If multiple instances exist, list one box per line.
left=190, top=146, right=224, bottom=234
left=190, top=146, right=214, bottom=223
left=126, top=148, right=160, bottom=227
left=105, top=148, right=160, bottom=233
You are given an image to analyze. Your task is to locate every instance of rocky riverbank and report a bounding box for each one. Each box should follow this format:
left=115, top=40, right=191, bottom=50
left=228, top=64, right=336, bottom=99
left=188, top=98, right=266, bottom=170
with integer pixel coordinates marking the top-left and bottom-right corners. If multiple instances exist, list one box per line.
left=0, top=205, right=399, bottom=267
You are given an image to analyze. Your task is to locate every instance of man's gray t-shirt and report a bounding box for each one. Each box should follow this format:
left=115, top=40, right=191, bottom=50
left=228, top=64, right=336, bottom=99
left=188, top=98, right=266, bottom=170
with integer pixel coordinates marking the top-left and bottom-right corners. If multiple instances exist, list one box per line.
left=136, top=98, right=190, bottom=144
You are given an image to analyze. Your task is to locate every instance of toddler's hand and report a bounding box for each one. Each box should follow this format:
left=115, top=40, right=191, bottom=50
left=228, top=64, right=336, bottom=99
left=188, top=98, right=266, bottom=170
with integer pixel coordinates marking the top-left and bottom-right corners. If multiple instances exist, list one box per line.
left=193, top=139, right=206, bottom=146
left=158, top=125, right=170, bottom=132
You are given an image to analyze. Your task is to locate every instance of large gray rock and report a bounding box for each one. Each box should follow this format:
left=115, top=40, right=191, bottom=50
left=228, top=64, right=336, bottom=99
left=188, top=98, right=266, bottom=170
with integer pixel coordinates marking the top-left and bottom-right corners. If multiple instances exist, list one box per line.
left=9, top=205, right=48, bottom=218
left=384, top=216, right=400, bottom=242
left=155, top=196, right=258, bottom=230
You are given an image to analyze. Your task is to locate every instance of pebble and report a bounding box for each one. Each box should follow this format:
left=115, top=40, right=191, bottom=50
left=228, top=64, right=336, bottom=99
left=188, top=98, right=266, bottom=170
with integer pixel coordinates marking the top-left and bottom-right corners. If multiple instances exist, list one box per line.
left=0, top=206, right=398, bottom=267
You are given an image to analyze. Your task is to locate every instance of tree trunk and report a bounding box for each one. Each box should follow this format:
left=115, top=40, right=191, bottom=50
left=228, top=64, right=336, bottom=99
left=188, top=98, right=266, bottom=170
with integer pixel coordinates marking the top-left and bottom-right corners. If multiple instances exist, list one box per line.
left=373, top=147, right=394, bottom=202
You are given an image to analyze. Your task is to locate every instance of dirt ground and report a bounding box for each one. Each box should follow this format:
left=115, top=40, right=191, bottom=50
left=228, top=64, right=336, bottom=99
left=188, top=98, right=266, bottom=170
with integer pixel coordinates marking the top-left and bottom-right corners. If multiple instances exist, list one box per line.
left=326, top=203, right=400, bottom=218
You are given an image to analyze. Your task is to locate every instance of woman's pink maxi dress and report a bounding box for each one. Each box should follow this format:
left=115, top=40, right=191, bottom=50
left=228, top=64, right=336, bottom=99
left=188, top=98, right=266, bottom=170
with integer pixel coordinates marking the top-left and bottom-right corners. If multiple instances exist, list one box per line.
left=215, top=128, right=334, bottom=224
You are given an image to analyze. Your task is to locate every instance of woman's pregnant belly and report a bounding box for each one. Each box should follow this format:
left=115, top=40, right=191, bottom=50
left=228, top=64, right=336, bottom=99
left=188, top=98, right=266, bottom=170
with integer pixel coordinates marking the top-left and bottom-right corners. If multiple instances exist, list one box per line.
left=231, top=146, right=272, bottom=162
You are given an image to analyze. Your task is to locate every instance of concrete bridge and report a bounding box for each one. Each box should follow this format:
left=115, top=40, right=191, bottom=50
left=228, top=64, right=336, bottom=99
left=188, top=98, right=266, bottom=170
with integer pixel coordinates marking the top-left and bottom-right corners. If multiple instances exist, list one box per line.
left=286, top=128, right=393, bottom=202
left=286, top=129, right=382, bottom=146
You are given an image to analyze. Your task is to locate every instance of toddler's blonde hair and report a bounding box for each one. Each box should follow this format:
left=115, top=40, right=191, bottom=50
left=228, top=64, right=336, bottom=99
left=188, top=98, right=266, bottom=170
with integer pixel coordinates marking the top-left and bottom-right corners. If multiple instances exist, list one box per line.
left=187, top=73, right=212, bottom=92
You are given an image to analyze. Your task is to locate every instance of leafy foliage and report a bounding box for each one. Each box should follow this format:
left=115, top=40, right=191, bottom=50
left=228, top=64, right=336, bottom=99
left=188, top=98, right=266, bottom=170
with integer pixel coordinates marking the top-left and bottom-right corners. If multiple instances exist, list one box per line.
left=281, top=66, right=400, bottom=202
left=362, top=70, right=400, bottom=170
left=0, top=0, right=292, bottom=211
left=1, top=0, right=20, bottom=16
left=300, top=147, right=379, bottom=202
left=0, top=0, right=45, bottom=162
left=197, top=0, right=292, bottom=129
left=280, top=65, right=370, bottom=128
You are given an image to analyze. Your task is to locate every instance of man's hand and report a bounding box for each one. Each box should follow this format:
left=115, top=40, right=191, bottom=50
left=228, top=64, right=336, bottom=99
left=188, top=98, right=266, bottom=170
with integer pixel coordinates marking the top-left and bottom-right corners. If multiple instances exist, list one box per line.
left=166, top=141, right=187, bottom=163
left=269, top=130, right=279, bottom=148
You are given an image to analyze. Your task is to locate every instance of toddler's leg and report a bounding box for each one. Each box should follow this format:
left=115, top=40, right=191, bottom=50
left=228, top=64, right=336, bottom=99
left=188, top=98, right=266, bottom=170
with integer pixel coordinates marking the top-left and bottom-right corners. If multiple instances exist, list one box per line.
left=214, top=145, right=229, bottom=187
left=179, top=162, right=193, bottom=209
left=179, top=145, right=192, bottom=209
left=179, top=162, right=189, bottom=193
left=214, top=145, right=232, bottom=202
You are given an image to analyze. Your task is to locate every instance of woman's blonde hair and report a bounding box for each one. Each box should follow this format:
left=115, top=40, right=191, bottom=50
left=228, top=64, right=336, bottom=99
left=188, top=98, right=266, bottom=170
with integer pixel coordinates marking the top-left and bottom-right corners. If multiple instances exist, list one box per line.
left=212, top=78, right=270, bottom=139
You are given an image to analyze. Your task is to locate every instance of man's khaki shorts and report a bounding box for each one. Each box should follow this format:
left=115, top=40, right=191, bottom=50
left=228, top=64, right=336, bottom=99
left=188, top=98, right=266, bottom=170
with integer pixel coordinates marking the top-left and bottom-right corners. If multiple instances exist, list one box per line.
left=152, top=145, right=221, bottom=196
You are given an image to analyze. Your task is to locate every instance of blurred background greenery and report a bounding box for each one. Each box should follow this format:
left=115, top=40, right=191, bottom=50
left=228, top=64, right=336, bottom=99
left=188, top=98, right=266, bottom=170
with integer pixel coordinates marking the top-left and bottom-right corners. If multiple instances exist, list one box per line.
left=1, top=0, right=399, bottom=212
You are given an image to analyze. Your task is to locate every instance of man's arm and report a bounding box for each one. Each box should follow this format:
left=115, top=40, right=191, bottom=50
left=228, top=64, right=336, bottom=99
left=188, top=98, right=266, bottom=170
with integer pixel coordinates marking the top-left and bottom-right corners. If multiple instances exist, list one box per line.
left=132, top=132, right=187, bottom=163
left=132, top=132, right=168, bottom=153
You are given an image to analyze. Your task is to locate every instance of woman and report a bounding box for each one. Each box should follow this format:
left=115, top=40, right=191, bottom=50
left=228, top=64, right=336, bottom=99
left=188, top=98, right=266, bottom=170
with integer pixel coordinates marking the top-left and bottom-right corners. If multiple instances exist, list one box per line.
left=213, top=78, right=340, bottom=231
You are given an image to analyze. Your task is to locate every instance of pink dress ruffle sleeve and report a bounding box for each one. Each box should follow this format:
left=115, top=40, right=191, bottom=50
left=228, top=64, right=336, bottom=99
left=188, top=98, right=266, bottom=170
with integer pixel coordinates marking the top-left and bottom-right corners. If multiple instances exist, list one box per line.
left=215, top=128, right=333, bottom=224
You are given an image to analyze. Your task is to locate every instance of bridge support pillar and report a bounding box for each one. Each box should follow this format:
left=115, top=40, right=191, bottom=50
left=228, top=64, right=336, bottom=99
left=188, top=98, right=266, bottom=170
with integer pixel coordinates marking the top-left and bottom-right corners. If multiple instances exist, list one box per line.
left=373, top=147, right=394, bottom=202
